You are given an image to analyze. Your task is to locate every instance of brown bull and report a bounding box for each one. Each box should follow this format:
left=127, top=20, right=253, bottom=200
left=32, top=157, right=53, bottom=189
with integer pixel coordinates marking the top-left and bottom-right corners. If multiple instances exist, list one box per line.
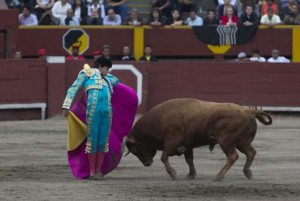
left=126, top=98, right=272, bottom=181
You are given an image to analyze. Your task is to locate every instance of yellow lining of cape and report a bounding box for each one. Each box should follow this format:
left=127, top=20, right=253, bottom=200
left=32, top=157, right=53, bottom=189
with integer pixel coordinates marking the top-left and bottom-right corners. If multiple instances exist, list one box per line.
left=67, top=111, right=87, bottom=151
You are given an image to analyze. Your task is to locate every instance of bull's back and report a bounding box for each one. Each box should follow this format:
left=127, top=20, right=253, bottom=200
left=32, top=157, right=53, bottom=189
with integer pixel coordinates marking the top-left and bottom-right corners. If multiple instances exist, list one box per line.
left=131, top=99, right=227, bottom=146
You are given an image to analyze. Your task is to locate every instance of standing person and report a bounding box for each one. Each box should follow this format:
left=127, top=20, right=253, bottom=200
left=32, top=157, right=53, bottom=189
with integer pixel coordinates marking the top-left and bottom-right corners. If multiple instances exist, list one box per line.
left=139, top=45, right=158, bottom=61
left=62, top=57, right=119, bottom=179
left=267, top=49, right=290, bottom=63
left=120, top=46, right=135, bottom=61
left=66, top=46, right=85, bottom=60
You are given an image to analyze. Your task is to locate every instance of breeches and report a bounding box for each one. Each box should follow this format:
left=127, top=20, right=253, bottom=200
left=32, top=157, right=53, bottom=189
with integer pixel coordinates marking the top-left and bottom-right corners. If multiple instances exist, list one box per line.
left=85, top=89, right=112, bottom=153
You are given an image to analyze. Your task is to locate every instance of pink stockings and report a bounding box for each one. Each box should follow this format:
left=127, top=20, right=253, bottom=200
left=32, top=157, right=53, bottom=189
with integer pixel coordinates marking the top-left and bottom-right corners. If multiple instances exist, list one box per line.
left=88, top=152, right=105, bottom=176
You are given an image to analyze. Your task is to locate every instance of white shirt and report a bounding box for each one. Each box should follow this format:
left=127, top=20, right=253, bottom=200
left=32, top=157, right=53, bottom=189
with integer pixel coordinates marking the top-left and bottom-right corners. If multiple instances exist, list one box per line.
left=218, top=0, right=236, bottom=6
left=103, top=14, right=121, bottom=25
left=250, top=56, right=266, bottom=62
left=185, top=16, right=203, bottom=26
left=260, top=14, right=281, bottom=24
left=51, top=1, right=72, bottom=22
left=60, top=16, right=80, bottom=26
left=19, top=13, right=38, bottom=26
left=267, top=56, right=290, bottom=63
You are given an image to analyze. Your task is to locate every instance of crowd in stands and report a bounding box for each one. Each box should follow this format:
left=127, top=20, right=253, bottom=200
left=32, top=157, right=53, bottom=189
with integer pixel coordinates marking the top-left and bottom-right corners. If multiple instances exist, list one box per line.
left=10, top=0, right=300, bottom=26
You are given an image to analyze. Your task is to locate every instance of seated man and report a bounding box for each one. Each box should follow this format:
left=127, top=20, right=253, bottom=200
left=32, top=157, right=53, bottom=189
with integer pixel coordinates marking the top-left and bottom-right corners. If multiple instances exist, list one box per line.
left=139, top=45, right=158, bottom=62
left=120, top=46, right=136, bottom=61
left=103, top=8, right=122, bottom=25
left=39, top=8, right=60, bottom=25
left=239, top=5, right=259, bottom=26
left=123, top=8, right=144, bottom=25
left=249, top=49, right=266, bottom=62
left=185, top=9, right=203, bottom=26
left=86, top=8, right=103, bottom=25
left=19, top=5, right=38, bottom=26
left=260, top=7, right=281, bottom=26
left=203, top=9, right=219, bottom=25
left=60, top=8, right=80, bottom=26
left=283, top=3, right=300, bottom=24
left=267, top=49, right=290, bottom=63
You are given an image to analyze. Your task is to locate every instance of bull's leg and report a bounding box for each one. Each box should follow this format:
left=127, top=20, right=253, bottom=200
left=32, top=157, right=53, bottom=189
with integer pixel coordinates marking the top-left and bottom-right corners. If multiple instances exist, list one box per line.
left=214, top=145, right=239, bottom=182
left=184, top=149, right=196, bottom=180
left=237, top=144, right=257, bottom=180
left=161, top=152, right=177, bottom=180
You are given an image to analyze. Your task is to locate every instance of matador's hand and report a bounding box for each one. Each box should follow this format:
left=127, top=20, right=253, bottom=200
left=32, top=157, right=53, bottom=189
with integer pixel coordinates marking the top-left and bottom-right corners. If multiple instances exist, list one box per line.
left=62, top=109, right=69, bottom=117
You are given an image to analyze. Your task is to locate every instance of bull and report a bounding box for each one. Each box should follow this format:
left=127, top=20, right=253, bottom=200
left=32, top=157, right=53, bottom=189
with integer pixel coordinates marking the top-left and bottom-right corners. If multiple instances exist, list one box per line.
left=125, top=98, right=272, bottom=181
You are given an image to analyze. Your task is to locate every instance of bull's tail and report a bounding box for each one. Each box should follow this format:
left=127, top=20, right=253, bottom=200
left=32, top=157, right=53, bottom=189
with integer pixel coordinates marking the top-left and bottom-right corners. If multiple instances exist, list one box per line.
left=252, top=110, right=272, bottom=125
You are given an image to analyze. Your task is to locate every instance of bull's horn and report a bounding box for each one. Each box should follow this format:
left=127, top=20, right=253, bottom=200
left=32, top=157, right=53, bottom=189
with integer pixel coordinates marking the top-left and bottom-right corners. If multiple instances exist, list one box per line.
left=124, top=150, right=130, bottom=156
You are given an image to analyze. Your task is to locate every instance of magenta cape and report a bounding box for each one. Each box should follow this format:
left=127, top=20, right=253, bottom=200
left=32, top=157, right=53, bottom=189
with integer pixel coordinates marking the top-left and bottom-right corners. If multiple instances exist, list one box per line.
left=67, top=83, right=138, bottom=179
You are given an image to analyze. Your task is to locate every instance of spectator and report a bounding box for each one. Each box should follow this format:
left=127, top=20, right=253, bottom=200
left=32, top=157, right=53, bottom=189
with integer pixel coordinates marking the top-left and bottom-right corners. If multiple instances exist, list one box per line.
left=123, top=8, right=144, bottom=25
left=105, top=0, right=128, bottom=21
left=14, top=51, right=22, bottom=59
left=38, top=48, right=47, bottom=58
left=93, top=50, right=102, bottom=60
left=185, top=9, right=203, bottom=26
left=139, top=45, right=158, bottom=62
left=39, top=9, right=60, bottom=25
left=236, top=0, right=260, bottom=17
left=218, top=0, right=237, bottom=19
left=168, top=9, right=184, bottom=26
left=260, top=7, right=281, bottom=26
left=66, top=46, right=85, bottom=60
left=35, top=0, right=55, bottom=20
left=267, top=49, right=290, bottom=63
left=60, top=8, right=80, bottom=25
left=72, top=0, right=88, bottom=24
left=19, top=6, right=38, bottom=26
left=234, top=51, right=249, bottom=62
left=261, top=0, right=279, bottom=16
left=120, top=46, right=135, bottom=61
left=88, top=0, right=105, bottom=19
left=151, top=0, right=171, bottom=18
left=220, top=6, right=238, bottom=25
left=239, top=5, right=259, bottom=26
left=249, top=49, right=266, bottom=62
left=103, top=8, right=122, bottom=25
left=101, top=44, right=113, bottom=60
left=148, top=7, right=168, bottom=27
left=281, top=0, right=300, bottom=19
left=86, top=8, right=103, bottom=25
left=7, top=0, right=23, bottom=12
left=203, top=9, right=219, bottom=25
left=283, top=3, right=300, bottom=24
left=51, top=0, right=72, bottom=22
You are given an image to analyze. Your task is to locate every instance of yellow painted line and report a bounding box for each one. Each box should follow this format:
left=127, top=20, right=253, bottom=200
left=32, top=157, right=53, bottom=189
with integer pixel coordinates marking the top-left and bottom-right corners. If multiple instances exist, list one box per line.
left=134, top=26, right=144, bottom=61
left=292, top=26, right=300, bottom=63
left=207, top=44, right=231, bottom=54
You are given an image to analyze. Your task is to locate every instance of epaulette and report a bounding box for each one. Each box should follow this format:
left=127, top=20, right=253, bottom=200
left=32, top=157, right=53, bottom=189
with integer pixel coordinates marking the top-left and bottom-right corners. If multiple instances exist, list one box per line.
left=83, top=64, right=95, bottom=77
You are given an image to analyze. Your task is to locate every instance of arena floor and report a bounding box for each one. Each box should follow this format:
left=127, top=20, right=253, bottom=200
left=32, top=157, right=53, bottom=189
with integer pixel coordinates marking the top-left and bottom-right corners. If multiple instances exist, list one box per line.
left=0, top=114, right=299, bottom=201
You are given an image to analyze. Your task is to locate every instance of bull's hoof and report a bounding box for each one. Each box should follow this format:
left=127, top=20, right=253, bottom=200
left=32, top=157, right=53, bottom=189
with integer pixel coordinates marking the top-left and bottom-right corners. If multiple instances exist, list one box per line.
left=243, top=169, right=253, bottom=180
left=168, top=170, right=177, bottom=180
left=213, top=175, right=225, bottom=182
left=186, top=173, right=196, bottom=180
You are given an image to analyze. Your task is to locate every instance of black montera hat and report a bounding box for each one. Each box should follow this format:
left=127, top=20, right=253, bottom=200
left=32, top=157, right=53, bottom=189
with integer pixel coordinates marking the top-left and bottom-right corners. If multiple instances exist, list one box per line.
left=94, top=56, right=112, bottom=68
